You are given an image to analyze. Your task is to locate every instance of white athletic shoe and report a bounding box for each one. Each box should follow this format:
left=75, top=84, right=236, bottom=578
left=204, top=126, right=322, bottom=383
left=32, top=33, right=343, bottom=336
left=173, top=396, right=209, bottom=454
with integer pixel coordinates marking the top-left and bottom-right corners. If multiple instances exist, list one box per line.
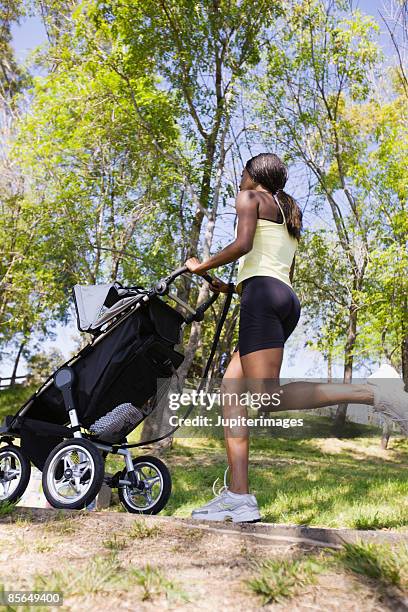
left=368, top=364, right=408, bottom=435
left=191, top=489, right=261, bottom=523
left=191, top=467, right=261, bottom=523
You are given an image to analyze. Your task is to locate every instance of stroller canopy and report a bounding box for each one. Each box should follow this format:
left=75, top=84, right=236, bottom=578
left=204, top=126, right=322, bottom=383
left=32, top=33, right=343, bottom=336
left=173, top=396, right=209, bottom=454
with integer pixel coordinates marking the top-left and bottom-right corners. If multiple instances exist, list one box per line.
left=73, top=283, right=142, bottom=332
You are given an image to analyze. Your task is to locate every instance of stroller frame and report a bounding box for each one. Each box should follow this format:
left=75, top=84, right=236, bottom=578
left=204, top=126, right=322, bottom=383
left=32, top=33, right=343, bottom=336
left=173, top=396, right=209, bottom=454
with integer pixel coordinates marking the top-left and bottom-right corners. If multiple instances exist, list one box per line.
left=0, top=266, right=229, bottom=513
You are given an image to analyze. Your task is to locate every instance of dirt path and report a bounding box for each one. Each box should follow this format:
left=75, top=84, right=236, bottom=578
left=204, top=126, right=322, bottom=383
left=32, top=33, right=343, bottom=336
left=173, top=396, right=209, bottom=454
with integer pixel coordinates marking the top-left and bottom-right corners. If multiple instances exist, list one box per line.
left=1, top=509, right=407, bottom=611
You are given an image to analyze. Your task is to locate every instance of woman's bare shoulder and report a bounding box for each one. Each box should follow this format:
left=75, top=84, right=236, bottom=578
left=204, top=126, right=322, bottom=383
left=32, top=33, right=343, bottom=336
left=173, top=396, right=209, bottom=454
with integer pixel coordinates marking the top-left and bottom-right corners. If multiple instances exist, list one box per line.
left=235, top=190, right=258, bottom=212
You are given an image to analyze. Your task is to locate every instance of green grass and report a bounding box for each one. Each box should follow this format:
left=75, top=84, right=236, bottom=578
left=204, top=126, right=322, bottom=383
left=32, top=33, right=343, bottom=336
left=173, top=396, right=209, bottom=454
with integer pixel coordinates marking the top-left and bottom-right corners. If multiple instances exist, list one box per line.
left=33, top=554, right=123, bottom=596
left=247, top=556, right=324, bottom=604
left=350, top=508, right=408, bottom=530
left=31, top=554, right=188, bottom=604
left=130, top=564, right=188, bottom=602
left=0, top=582, right=20, bottom=612
left=335, top=541, right=408, bottom=588
left=102, top=534, right=128, bottom=552
left=173, top=409, right=383, bottom=441
left=44, top=513, right=88, bottom=534
left=0, top=385, right=36, bottom=422
left=128, top=519, right=161, bottom=539
left=247, top=542, right=408, bottom=605
left=105, top=433, right=408, bottom=529
left=155, top=422, right=408, bottom=529
left=0, top=502, right=16, bottom=517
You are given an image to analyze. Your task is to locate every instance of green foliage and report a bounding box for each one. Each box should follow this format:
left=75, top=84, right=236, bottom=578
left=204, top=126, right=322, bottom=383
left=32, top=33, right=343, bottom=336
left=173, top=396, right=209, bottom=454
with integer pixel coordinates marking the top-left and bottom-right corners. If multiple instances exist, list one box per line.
left=295, top=229, right=350, bottom=361
left=352, top=95, right=408, bottom=368
left=257, top=0, right=406, bottom=379
left=1, top=0, right=189, bottom=350
left=12, top=9, right=184, bottom=286
left=2, top=0, right=277, bottom=364
left=25, top=348, right=65, bottom=384
left=1, top=0, right=407, bottom=386
left=0, top=0, right=28, bottom=100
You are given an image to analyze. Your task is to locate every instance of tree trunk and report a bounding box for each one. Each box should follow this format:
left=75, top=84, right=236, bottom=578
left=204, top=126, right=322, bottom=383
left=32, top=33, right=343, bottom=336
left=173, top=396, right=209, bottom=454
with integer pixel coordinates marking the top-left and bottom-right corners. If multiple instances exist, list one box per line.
left=402, top=334, right=408, bottom=392
left=140, top=149, right=217, bottom=444
left=327, top=348, right=332, bottom=382
left=381, top=421, right=391, bottom=450
left=140, top=74, right=230, bottom=444
left=402, top=290, right=407, bottom=390
left=177, top=140, right=217, bottom=306
left=10, top=340, right=26, bottom=386
left=333, top=305, right=357, bottom=432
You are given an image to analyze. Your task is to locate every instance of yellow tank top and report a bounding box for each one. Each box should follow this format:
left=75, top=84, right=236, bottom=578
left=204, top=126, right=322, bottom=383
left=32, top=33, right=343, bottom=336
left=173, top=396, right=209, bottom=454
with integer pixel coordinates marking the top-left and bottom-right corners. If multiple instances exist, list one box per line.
left=235, top=198, right=298, bottom=295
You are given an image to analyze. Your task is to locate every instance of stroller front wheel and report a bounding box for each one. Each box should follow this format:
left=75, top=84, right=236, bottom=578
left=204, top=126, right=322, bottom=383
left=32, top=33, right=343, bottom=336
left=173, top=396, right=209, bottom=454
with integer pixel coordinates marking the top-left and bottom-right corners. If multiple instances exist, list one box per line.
left=42, top=439, right=104, bottom=510
left=0, top=445, right=31, bottom=505
left=118, top=455, right=171, bottom=514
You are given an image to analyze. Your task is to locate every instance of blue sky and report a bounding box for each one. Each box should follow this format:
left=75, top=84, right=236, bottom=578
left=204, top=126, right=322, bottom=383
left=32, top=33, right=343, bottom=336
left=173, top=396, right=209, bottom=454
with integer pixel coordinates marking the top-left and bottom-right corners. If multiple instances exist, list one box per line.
left=2, top=1, right=393, bottom=380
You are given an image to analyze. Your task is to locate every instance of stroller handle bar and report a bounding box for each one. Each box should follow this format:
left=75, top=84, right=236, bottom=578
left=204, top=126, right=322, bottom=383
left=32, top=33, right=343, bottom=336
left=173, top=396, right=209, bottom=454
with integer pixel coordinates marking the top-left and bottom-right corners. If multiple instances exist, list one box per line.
left=155, top=265, right=215, bottom=295
left=154, top=265, right=223, bottom=325
left=165, top=265, right=214, bottom=285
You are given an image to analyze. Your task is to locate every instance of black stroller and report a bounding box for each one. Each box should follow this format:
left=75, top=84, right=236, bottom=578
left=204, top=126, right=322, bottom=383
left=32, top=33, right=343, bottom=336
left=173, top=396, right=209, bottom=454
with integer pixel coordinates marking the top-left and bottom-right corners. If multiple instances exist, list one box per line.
left=0, top=266, right=230, bottom=513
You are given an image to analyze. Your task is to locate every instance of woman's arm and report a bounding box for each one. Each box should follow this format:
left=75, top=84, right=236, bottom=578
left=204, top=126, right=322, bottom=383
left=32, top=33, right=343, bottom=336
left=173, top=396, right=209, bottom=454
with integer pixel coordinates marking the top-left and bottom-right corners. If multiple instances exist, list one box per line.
left=185, top=190, right=258, bottom=275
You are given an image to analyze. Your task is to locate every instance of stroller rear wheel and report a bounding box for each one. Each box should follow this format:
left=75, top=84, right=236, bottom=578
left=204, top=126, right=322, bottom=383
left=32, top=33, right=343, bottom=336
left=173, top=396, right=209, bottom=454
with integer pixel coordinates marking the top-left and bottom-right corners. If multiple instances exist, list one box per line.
left=0, top=445, right=31, bottom=504
left=42, top=439, right=104, bottom=510
left=118, top=455, right=171, bottom=514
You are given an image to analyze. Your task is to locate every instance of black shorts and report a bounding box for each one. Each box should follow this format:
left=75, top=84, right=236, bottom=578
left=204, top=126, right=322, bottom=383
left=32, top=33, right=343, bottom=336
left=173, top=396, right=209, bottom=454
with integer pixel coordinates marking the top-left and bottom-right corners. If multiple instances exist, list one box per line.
left=234, top=276, right=301, bottom=357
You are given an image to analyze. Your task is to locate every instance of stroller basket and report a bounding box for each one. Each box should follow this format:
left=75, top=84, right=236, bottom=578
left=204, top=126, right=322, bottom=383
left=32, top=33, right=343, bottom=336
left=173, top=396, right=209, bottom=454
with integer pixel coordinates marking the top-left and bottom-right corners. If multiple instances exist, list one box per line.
left=89, top=403, right=148, bottom=443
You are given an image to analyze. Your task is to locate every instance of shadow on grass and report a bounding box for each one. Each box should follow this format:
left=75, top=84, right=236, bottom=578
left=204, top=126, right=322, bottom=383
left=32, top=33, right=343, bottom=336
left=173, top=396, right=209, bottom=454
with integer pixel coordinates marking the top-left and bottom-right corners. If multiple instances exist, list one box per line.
left=164, top=432, right=408, bottom=529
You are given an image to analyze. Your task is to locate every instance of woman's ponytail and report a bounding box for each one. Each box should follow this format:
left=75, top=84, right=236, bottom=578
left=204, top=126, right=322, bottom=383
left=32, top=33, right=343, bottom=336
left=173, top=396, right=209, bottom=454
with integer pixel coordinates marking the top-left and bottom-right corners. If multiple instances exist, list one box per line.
left=274, top=190, right=302, bottom=241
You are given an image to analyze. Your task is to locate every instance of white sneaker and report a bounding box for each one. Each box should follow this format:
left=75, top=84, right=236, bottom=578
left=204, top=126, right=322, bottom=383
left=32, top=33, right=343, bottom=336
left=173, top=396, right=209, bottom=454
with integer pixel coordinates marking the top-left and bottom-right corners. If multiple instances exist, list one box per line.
left=191, top=489, right=261, bottom=523
left=191, top=467, right=261, bottom=523
left=368, top=364, right=408, bottom=435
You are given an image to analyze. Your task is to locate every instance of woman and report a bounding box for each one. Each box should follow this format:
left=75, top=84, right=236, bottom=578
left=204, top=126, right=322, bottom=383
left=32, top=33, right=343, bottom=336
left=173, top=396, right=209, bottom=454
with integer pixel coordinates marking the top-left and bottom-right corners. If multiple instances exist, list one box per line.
left=185, top=152, right=408, bottom=523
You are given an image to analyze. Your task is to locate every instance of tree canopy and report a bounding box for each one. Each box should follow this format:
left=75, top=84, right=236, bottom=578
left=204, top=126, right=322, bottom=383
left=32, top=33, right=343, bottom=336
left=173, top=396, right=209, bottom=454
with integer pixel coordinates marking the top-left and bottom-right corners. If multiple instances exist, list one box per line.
left=1, top=0, right=407, bottom=401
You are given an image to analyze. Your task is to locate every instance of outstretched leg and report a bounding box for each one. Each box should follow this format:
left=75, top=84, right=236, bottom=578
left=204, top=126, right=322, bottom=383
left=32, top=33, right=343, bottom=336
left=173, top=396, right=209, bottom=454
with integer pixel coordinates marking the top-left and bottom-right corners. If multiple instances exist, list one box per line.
left=239, top=348, right=408, bottom=434
left=240, top=347, right=375, bottom=409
